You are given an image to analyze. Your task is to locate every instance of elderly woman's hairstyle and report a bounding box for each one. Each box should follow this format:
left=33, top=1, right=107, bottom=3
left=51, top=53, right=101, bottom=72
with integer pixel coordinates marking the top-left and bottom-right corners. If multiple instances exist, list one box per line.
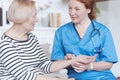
left=77, top=0, right=96, bottom=20
left=7, top=0, right=36, bottom=23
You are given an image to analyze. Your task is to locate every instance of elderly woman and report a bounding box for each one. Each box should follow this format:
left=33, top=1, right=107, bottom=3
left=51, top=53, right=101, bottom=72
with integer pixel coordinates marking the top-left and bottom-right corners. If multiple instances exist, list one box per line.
left=0, top=0, right=95, bottom=80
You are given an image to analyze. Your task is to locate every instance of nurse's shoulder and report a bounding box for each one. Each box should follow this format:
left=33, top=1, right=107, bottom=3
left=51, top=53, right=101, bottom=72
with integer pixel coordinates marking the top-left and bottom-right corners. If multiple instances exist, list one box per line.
left=93, top=20, right=111, bottom=33
left=56, top=22, right=73, bottom=32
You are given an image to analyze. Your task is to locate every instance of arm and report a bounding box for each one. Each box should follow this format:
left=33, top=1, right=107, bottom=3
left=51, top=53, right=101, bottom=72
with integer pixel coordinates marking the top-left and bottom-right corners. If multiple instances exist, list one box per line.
left=88, top=61, right=113, bottom=71
left=51, top=30, right=96, bottom=72
left=35, top=35, right=74, bottom=74
left=0, top=41, right=74, bottom=80
left=70, top=61, right=113, bottom=72
left=0, top=42, right=37, bottom=80
left=65, top=54, right=113, bottom=71
left=65, top=29, right=118, bottom=72
left=65, top=54, right=97, bottom=72
left=51, top=30, right=66, bottom=60
left=50, top=53, right=97, bottom=72
left=89, top=30, right=118, bottom=71
left=50, top=59, right=75, bottom=72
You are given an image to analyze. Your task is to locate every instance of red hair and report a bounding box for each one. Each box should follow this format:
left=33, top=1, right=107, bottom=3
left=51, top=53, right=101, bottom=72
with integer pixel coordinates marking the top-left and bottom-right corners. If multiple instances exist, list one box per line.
left=76, top=0, right=96, bottom=20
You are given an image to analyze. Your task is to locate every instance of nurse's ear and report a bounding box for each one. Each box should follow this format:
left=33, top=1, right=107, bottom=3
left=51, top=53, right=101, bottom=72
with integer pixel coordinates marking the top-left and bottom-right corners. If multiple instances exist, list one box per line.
left=87, top=8, right=91, bottom=14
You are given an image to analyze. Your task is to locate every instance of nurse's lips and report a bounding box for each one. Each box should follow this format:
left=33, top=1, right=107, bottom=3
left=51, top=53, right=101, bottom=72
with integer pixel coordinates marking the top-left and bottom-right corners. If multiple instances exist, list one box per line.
left=71, top=17, right=77, bottom=20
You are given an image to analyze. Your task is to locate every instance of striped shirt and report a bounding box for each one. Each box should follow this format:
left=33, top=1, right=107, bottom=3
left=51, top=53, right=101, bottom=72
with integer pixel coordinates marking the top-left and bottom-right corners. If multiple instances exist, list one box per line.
left=0, top=33, right=53, bottom=80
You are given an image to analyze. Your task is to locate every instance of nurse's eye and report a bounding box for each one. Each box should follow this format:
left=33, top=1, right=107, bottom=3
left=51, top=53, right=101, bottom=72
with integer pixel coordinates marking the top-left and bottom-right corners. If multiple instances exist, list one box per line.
left=68, top=8, right=73, bottom=12
left=68, top=7, right=72, bottom=10
left=75, top=8, right=80, bottom=10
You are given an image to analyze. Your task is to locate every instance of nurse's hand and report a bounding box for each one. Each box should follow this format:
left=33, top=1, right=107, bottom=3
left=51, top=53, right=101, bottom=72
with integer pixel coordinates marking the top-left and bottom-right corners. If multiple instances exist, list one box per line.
left=65, top=54, right=96, bottom=64
left=65, top=54, right=76, bottom=60
left=76, top=55, right=97, bottom=64
left=65, top=54, right=97, bottom=72
left=71, top=62, right=87, bottom=73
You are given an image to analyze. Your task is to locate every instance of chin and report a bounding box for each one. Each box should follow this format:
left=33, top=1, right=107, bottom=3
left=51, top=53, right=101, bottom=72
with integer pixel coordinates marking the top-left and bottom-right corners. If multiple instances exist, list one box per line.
left=29, top=28, right=34, bottom=31
left=31, top=28, right=34, bottom=31
left=72, top=21, right=79, bottom=24
left=30, top=25, right=35, bottom=30
left=27, top=27, right=34, bottom=32
left=71, top=19, right=78, bottom=23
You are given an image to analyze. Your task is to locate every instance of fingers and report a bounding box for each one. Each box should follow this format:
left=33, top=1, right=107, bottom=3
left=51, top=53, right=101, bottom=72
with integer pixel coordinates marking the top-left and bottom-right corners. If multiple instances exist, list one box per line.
left=65, top=54, right=75, bottom=60
left=71, top=62, right=86, bottom=73
left=72, top=65, right=86, bottom=73
left=65, top=54, right=97, bottom=64
left=71, top=61, right=83, bottom=66
left=65, top=54, right=98, bottom=73
left=75, top=55, right=90, bottom=64
left=76, top=55, right=97, bottom=64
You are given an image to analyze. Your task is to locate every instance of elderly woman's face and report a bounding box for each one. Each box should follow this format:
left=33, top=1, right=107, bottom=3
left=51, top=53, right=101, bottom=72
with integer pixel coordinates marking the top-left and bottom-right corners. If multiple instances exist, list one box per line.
left=22, top=8, right=38, bottom=31
left=68, top=0, right=90, bottom=24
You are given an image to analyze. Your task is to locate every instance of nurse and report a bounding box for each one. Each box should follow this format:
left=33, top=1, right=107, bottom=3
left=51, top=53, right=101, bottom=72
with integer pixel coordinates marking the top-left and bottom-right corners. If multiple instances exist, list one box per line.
left=51, top=0, right=118, bottom=80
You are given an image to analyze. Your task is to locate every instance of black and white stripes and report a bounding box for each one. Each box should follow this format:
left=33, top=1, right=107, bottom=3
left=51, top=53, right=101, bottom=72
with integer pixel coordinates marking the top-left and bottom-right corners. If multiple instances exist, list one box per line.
left=0, top=33, right=53, bottom=80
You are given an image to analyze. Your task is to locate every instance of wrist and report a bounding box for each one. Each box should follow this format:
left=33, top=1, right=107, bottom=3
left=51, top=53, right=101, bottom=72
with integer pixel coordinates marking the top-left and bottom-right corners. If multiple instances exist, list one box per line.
left=68, top=59, right=76, bottom=65
left=87, top=62, right=93, bottom=71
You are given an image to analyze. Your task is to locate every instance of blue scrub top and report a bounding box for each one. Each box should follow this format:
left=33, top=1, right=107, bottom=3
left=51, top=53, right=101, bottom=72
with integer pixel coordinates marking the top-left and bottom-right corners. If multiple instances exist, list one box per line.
left=51, top=20, right=118, bottom=80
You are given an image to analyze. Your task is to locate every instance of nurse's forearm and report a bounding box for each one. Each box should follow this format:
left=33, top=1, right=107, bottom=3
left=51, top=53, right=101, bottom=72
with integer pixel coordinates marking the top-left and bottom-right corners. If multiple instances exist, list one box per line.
left=50, top=60, right=74, bottom=72
left=90, top=61, right=113, bottom=71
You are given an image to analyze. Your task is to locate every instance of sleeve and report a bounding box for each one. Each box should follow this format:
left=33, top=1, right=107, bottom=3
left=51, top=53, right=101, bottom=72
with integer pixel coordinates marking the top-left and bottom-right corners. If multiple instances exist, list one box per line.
left=33, top=36, right=53, bottom=73
left=37, top=43, right=53, bottom=73
left=0, top=41, right=37, bottom=80
left=50, top=29, right=65, bottom=61
left=100, top=30, right=118, bottom=63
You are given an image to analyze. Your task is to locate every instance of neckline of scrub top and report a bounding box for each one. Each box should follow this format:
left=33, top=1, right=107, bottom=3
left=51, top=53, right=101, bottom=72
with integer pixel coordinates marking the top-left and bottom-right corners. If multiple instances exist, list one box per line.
left=72, top=21, right=93, bottom=44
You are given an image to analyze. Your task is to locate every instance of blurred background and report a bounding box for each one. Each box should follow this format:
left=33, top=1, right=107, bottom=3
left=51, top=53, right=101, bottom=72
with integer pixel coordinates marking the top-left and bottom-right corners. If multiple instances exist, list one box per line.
left=0, top=0, right=120, bottom=78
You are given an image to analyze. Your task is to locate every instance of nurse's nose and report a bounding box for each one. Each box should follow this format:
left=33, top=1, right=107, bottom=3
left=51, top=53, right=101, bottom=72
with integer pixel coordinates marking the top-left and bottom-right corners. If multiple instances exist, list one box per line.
left=69, top=9, right=76, bottom=16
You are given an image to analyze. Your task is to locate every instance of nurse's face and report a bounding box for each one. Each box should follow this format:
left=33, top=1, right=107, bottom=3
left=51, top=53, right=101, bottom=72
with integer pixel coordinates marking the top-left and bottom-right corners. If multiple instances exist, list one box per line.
left=68, top=0, right=90, bottom=24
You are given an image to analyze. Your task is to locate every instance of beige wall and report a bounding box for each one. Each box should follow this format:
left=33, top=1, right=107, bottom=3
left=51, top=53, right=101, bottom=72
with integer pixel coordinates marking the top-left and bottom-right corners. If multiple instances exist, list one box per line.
left=97, top=0, right=120, bottom=77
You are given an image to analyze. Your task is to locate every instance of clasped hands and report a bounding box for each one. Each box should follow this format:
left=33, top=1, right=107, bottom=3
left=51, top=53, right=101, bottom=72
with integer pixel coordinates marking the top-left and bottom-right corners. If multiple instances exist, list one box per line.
left=65, top=54, right=97, bottom=73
